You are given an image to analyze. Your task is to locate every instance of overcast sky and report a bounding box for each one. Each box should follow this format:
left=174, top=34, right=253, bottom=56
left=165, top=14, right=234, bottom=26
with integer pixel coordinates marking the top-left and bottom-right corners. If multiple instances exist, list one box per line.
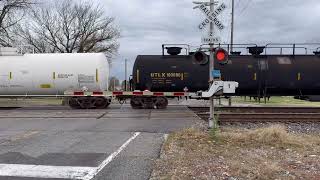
left=100, top=0, right=320, bottom=80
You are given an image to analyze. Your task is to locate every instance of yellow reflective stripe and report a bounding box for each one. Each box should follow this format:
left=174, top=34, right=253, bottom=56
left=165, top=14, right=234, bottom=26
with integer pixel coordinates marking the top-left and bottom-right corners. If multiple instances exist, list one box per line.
left=40, top=84, right=52, bottom=89
left=9, top=72, right=12, bottom=80
left=96, top=69, right=99, bottom=82
left=53, top=72, right=56, bottom=80
left=297, top=73, right=301, bottom=81
left=137, top=69, right=140, bottom=83
left=253, top=73, right=257, bottom=81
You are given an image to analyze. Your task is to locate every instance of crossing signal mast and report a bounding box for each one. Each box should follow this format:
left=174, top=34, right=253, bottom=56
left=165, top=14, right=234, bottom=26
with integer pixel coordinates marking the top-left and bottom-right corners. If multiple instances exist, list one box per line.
left=193, top=0, right=228, bottom=129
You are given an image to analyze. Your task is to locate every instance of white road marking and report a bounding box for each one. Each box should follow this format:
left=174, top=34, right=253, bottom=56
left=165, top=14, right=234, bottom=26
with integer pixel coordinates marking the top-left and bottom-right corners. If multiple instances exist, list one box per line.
left=83, top=132, right=141, bottom=180
left=0, top=132, right=141, bottom=180
left=163, top=134, right=169, bottom=141
left=0, top=164, right=94, bottom=179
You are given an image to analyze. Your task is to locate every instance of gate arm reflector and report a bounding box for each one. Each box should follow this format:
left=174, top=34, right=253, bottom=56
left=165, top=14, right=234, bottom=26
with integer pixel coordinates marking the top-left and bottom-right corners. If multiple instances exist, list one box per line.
left=200, top=81, right=239, bottom=98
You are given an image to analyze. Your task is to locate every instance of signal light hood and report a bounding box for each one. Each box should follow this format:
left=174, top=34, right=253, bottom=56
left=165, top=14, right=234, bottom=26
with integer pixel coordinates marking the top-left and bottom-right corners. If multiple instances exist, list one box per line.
left=247, top=46, right=265, bottom=55
left=166, top=47, right=182, bottom=55
left=314, top=51, right=320, bottom=56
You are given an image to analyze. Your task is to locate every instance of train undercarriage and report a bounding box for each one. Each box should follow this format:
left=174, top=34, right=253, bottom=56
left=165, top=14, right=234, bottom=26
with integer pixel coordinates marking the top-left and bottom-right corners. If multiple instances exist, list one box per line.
left=64, top=81, right=239, bottom=109
left=67, top=96, right=168, bottom=109
left=68, top=97, right=111, bottom=109
left=130, top=96, right=169, bottom=109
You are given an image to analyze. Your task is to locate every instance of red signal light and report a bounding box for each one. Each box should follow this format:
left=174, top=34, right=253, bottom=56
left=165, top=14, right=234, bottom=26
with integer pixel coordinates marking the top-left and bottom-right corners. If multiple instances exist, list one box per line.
left=216, top=51, right=226, bottom=61
left=215, top=48, right=228, bottom=64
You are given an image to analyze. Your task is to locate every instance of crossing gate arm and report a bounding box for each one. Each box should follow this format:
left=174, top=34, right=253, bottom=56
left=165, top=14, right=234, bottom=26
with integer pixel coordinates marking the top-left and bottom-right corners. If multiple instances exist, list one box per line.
left=64, top=90, right=198, bottom=97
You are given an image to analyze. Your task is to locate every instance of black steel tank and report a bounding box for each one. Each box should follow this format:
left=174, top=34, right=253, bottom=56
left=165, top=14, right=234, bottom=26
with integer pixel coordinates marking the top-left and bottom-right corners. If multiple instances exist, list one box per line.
left=216, top=54, right=320, bottom=96
left=132, top=46, right=320, bottom=97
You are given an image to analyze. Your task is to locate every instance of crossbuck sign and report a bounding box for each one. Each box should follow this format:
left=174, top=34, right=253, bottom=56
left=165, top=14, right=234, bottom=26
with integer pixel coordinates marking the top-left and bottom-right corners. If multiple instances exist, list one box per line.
left=198, top=3, right=227, bottom=31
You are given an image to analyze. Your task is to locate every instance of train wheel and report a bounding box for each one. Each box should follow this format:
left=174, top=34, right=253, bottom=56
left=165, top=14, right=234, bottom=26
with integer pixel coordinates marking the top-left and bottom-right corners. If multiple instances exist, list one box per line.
left=130, top=97, right=143, bottom=109
left=77, top=97, right=95, bottom=109
left=105, top=98, right=111, bottom=108
left=142, top=97, right=155, bottom=109
left=69, top=97, right=81, bottom=109
left=94, top=97, right=109, bottom=109
left=155, top=97, right=168, bottom=109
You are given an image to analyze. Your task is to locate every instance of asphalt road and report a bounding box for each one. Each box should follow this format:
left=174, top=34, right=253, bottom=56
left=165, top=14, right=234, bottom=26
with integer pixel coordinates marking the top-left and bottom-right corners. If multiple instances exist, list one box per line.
left=0, top=104, right=200, bottom=180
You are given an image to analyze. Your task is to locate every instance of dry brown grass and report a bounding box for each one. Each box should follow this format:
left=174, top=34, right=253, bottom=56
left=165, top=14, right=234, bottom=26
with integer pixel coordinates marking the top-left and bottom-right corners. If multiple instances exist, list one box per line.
left=220, top=125, right=315, bottom=149
left=151, top=125, right=320, bottom=180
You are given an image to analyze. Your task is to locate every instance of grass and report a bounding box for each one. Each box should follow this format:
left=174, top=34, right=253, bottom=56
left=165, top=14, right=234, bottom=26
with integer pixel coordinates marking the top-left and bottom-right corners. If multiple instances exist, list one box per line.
left=232, top=96, right=320, bottom=107
left=151, top=126, right=320, bottom=180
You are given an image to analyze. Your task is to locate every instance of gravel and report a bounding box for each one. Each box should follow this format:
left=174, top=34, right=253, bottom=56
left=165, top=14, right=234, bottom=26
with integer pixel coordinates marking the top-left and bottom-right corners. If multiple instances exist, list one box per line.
left=222, top=122, right=320, bottom=134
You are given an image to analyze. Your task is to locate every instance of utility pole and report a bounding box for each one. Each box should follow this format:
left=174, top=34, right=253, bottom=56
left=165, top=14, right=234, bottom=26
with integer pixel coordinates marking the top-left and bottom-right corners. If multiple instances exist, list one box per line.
left=230, top=0, right=235, bottom=52
left=228, top=0, right=235, bottom=106
left=124, top=59, right=128, bottom=91
left=208, top=0, right=215, bottom=129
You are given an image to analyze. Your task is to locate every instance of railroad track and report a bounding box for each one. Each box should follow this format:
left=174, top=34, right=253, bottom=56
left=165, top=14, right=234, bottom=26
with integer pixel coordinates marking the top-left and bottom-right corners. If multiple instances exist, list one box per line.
left=188, top=106, right=320, bottom=113
left=189, top=106, right=320, bottom=124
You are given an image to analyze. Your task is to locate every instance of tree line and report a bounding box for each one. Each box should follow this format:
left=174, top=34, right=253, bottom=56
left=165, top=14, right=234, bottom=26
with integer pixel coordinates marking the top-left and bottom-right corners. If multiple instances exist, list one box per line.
left=0, top=0, right=120, bottom=56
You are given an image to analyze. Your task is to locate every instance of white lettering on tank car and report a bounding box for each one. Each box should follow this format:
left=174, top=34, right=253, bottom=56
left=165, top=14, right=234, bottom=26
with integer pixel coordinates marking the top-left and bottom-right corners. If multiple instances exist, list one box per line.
left=78, top=74, right=95, bottom=83
left=58, top=74, right=74, bottom=79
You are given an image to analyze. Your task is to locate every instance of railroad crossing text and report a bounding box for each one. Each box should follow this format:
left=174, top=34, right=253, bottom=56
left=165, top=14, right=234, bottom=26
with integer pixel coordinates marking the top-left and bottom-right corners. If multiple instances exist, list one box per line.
left=198, top=3, right=227, bottom=30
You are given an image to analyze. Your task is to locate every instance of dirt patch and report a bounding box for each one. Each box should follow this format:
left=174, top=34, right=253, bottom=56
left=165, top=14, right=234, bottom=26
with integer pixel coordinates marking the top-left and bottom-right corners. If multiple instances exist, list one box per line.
left=151, top=125, right=320, bottom=180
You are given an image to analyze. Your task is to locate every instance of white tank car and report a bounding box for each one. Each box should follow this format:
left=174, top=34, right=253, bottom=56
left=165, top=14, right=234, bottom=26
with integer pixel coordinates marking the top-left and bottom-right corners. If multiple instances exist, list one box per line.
left=0, top=53, right=109, bottom=95
left=0, top=52, right=111, bottom=109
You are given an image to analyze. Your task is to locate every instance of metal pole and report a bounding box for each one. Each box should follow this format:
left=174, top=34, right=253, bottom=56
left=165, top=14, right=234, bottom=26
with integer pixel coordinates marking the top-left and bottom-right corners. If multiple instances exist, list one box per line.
left=230, top=0, right=235, bottom=52
left=209, top=0, right=215, bottom=129
left=125, top=59, right=127, bottom=91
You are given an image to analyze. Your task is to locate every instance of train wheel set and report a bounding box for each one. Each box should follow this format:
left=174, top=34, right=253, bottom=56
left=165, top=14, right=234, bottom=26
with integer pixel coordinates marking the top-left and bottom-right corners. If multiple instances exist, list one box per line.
left=66, top=95, right=169, bottom=110
left=65, top=91, right=194, bottom=109
left=130, top=96, right=168, bottom=109
left=68, top=97, right=111, bottom=109
left=68, top=96, right=168, bottom=109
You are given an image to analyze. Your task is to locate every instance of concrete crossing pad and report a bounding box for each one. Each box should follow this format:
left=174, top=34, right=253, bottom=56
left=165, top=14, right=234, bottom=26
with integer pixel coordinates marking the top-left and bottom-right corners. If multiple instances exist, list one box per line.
left=0, top=105, right=200, bottom=180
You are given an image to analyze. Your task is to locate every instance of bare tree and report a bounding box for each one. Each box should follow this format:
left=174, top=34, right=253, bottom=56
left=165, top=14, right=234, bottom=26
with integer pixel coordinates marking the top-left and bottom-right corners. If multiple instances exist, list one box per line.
left=16, top=0, right=120, bottom=56
left=0, top=0, right=35, bottom=46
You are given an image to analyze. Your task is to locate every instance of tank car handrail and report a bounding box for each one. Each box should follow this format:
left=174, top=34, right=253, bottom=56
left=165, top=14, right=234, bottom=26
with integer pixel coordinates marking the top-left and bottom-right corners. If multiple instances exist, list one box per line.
left=264, top=47, right=308, bottom=55
left=199, top=43, right=258, bottom=55
left=200, top=43, right=258, bottom=49
left=265, top=43, right=320, bottom=55
left=162, top=44, right=190, bottom=56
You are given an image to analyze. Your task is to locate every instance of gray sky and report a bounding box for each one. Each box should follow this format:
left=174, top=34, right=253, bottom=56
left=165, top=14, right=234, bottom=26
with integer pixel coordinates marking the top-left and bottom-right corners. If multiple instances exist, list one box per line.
left=100, top=0, right=320, bottom=80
